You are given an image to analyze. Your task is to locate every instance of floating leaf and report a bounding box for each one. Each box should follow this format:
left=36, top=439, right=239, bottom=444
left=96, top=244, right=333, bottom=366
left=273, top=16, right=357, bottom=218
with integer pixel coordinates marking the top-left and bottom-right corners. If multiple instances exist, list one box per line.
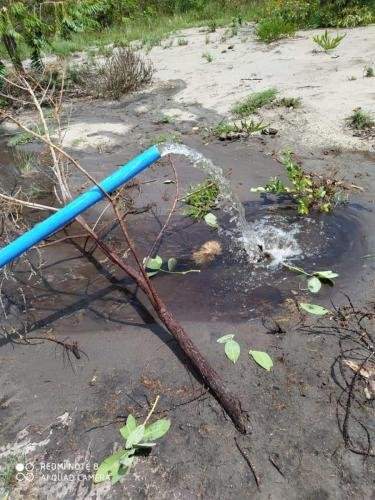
left=307, top=276, right=321, bottom=293
left=204, top=213, right=219, bottom=228
left=168, top=257, right=177, bottom=272
left=313, top=270, right=339, bottom=280
left=217, top=334, right=235, bottom=344
left=225, top=340, right=240, bottom=363
left=300, top=303, right=330, bottom=316
left=143, top=418, right=171, bottom=441
left=145, top=256, right=163, bottom=270
left=125, top=424, right=145, bottom=449
left=249, top=350, right=273, bottom=371
left=120, top=414, right=137, bottom=440
left=94, top=449, right=127, bottom=483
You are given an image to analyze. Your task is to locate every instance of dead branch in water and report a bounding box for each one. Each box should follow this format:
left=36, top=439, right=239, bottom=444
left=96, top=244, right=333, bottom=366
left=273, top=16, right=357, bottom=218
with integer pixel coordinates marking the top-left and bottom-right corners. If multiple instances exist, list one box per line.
left=0, top=73, right=249, bottom=434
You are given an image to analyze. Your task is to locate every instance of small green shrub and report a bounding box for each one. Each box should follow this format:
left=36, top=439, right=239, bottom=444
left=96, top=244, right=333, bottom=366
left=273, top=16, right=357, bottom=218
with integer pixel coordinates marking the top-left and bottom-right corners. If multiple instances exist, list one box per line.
left=202, top=51, right=213, bottom=62
left=346, top=108, right=375, bottom=130
left=231, top=89, right=277, bottom=117
left=251, top=149, right=349, bottom=215
left=364, top=66, right=374, bottom=78
left=313, top=30, right=346, bottom=51
left=276, top=96, right=302, bottom=108
left=210, top=119, right=267, bottom=138
left=256, top=16, right=295, bottom=43
left=183, top=179, right=220, bottom=220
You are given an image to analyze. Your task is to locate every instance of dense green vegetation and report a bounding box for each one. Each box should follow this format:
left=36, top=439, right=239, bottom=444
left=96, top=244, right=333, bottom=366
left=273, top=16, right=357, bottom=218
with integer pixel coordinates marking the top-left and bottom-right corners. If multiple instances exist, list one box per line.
left=0, top=0, right=374, bottom=70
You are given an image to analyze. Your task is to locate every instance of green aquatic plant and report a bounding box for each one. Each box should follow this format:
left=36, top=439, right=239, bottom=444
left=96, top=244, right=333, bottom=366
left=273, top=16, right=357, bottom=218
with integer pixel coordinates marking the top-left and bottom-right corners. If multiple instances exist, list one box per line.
left=283, top=263, right=339, bottom=293
left=144, top=255, right=200, bottom=277
left=183, top=178, right=220, bottom=220
left=251, top=149, right=348, bottom=215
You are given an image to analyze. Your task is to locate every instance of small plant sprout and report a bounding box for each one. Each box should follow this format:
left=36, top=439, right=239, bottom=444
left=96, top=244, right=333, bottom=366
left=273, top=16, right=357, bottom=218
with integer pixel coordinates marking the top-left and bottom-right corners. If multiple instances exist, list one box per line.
left=313, top=30, right=346, bottom=52
left=346, top=108, right=375, bottom=130
left=276, top=97, right=302, bottom=109
left=299, top=303, right=330, bottom=316
left=249, top=350, right=273, bottom=371
left=364, top=66, right=374, bottom=78
left=144, top=255, right=200, bottom=278
left=283, top=264, right=339, bottom=293
left=202, top=52, right=213, bottom=63
left=217, top=334, right=240, bottom=364
left=94, top=396, right=170, bottom=485
left=251, top=149, right=350, bottom=215
left=177, top=38, right=188, bottom=46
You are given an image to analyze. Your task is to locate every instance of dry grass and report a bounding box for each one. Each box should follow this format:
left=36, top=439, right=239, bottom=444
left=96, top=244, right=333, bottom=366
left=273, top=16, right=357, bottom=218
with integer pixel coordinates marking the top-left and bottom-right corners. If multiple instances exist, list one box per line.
left=97, top=47, right=154, bottom=99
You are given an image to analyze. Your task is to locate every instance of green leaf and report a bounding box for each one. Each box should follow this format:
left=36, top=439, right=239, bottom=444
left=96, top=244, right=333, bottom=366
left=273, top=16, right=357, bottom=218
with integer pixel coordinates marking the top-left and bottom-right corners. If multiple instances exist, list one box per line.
left=307, top=276, right=321, bottom=293
left=225, top=340, right=240, bottom=363
left=94, top=449, right=127, bottom=483
left=145, top=256, right=163, bottom=270
left=120, top=414, right=137, bottom=440
left=313, top=271, right=339, bottom=280
left=126, top=424, right=145, bottom=449
left=249, top=350, right=273, bottom=371
left=204, top=212, right=219, bottom=228
left=168, top=257, right=177, bottom=271
left=300, top=303, right=330, bottom=316
left=217, top=334, right=235, bottom=344
left=143, top=418, right=171, bottom=441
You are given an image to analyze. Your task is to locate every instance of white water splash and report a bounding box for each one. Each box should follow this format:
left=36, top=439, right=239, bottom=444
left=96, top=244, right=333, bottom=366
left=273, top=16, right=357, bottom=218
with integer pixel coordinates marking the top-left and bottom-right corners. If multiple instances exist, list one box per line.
left=159, top=143, right=302, bottom=266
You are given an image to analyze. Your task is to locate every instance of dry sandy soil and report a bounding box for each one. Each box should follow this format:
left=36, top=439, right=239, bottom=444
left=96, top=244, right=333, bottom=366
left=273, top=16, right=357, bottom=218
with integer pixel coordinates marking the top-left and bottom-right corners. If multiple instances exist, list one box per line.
left=0, top=23, right=374, bottom=500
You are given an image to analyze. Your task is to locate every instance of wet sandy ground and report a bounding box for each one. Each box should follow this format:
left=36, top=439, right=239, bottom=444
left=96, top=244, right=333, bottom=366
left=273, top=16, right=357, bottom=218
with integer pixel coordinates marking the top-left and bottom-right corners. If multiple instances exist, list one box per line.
left=0, top=76, right=374, bottom=498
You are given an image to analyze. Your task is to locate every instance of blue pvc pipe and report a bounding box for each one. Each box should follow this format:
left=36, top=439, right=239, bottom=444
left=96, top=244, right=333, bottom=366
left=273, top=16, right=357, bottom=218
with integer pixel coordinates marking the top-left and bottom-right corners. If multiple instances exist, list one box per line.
left=0, top=145, right=161, bottom=268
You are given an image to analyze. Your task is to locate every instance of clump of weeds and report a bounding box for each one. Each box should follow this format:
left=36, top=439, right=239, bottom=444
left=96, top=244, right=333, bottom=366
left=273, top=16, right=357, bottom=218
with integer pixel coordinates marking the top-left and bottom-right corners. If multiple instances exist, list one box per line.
left=364, top=66, right=374, bottom=78
left=210, top=119, right=267, bottom=140
left=231, top=88, right=277, bottom=117
left=251, top=149, right=355, bottom=215
left=276, top=96, right=302, bottom=109
left=256, top=16, right=295, bottom=43
left=182, top=178, right=220, bottom=220
left=177, top=38, right=188, bottom=46
left=346, top=108, right=375, bottom=131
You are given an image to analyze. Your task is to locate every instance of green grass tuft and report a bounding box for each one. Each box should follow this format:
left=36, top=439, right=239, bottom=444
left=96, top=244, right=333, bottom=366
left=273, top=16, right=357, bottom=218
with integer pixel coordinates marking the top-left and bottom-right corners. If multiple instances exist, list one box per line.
left=346, top=108, right=375, bottom=130
left=256, top=16, right=295, bottom=43
left=231, top=88, right=277, bottom=117
left=276, top=96, right=302, bottom=109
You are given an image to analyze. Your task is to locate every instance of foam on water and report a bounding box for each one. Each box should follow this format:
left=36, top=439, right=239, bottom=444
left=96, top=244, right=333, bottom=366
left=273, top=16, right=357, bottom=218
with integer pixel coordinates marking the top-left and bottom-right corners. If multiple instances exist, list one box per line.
left=159, top=143, right=302, bottom=266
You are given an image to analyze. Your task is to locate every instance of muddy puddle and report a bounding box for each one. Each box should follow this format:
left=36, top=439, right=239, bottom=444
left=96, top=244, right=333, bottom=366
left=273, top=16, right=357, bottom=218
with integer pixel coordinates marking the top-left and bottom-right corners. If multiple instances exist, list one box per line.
left=4, top=200, right=367, bottom=332
left=0, top=136, right=370, bottom=330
